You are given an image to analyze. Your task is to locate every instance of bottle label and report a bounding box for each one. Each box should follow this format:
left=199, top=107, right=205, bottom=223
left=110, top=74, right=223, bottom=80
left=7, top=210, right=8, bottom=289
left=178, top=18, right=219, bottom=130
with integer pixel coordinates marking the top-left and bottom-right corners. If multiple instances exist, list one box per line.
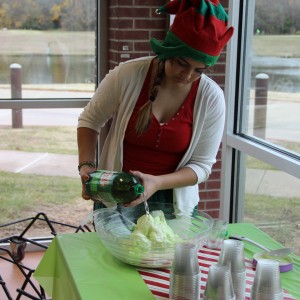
left=86, top=170, right=143, bottom=203
left=89, top=170, right=117, bottom=202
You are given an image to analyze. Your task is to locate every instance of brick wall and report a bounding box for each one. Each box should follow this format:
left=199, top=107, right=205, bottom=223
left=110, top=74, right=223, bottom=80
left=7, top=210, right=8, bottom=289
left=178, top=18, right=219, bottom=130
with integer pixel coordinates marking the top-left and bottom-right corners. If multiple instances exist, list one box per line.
left=108, top=0, right=168, bottom=69
left=107, top=0, right=229, bottom=218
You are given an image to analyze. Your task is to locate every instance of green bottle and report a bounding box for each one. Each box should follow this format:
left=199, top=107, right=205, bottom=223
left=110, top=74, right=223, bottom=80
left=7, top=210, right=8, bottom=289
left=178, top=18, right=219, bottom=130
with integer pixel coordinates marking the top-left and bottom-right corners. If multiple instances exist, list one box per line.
left=85, top=170, right=144, bottom=204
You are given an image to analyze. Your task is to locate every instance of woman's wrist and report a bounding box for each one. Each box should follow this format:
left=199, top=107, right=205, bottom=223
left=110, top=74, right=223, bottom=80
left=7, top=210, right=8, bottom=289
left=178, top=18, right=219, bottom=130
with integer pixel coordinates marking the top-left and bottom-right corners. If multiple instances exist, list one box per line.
left=78, top=161, right=96, bottom=173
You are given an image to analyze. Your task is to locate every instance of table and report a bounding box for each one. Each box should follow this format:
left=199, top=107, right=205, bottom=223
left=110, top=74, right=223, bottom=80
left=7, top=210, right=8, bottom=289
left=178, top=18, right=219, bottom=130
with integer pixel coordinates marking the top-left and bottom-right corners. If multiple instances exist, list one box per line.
left=34, top=223, right=300, bottom=300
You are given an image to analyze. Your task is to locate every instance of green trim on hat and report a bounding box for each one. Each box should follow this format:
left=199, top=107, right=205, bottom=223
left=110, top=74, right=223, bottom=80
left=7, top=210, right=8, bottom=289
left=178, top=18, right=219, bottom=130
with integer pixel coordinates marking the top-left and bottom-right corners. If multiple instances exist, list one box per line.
left=158, top=0, right=228, bottom=22
left=150, top=30, right=219, bottom=66
left=196, top=1, right=229, bottom=22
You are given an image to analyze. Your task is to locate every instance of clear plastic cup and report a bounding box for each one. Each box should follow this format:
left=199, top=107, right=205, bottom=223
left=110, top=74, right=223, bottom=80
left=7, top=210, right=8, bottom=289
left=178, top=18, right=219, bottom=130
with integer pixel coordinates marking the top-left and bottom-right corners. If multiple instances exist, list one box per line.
left=206, top=220, right=228, bottom=249
left=203, top=263, right=236, bottom=300
left=218, top=239, right=246, bottom=300
left=218, top=239, right=246, bottom=273
left=250, top=259, right=283, bottom=300
left=169, top=243, right=200, bottom=300
left=231, top=271, right=246, bottom=300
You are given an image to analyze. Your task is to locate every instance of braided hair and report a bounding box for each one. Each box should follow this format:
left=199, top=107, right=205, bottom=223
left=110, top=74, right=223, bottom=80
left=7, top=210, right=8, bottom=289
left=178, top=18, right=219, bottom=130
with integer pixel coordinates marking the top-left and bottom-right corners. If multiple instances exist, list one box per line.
left=135, top=59, right=165, bottom=135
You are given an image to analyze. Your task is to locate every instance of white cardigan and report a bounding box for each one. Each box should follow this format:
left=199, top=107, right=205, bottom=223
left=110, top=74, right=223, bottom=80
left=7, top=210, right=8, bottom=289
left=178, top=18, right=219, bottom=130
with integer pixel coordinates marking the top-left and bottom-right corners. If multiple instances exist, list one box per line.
left=78, top=56, right=225, bottom=216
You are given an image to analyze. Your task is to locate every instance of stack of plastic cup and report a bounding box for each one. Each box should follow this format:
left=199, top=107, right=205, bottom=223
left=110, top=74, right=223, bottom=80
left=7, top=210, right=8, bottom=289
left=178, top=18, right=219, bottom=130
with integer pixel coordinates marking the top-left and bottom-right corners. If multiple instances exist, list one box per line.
left=218, top=239, right=246, bottom=300
left=169, top=243, right=200, bottom=300
left=203, top=263, right=236, bottom=300
left=251, top=259, right=283, bottom=300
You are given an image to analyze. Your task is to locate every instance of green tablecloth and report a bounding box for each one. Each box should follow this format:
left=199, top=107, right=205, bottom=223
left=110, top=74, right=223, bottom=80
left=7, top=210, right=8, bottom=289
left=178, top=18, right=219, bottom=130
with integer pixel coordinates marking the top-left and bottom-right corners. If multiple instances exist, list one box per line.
left=34, top=223, right=300, bottom=300
left=34, top=233, right=155, bottom=300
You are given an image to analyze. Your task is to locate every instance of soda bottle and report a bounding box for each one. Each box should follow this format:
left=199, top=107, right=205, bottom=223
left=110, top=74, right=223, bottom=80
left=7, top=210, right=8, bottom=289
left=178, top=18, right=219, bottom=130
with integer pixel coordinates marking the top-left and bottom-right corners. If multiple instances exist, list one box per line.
left=85, top=170, right=144, bottom=204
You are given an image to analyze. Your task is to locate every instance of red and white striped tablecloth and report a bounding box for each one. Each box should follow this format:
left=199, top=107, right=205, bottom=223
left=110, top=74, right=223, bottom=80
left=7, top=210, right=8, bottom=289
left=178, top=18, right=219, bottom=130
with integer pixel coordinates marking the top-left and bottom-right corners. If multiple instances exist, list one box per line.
left=138, top=247, right=296, bottom=300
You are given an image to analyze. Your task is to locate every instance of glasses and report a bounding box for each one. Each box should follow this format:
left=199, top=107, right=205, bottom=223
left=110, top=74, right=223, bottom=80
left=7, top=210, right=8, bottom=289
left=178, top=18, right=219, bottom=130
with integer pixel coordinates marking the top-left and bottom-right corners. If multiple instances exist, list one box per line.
left=171, top=57, right=208, bottom=76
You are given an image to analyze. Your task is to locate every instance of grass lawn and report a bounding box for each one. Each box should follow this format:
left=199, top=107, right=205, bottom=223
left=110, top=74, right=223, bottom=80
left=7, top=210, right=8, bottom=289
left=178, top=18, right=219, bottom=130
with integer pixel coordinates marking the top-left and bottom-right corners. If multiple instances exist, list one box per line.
left=0, top=126, right=77, bottom=155
left=0, top=171, right=81, bottom=224
left=253, top=35, right=300, bottom=58
left=244, top=194, right=300, bottom=255
left=0, top=30, right=300, bottom=57
left=0, top=30, right=95, bottom=55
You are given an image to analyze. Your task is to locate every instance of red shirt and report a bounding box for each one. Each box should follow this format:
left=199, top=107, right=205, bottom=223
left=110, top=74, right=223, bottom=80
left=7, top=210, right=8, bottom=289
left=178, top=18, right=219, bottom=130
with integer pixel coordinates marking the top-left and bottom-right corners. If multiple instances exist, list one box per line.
left=123, top=64, right=199, bottom=175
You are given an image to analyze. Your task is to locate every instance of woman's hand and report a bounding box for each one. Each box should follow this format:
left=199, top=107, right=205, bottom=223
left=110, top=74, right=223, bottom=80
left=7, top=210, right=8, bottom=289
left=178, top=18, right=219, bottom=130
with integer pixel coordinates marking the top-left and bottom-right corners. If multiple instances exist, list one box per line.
left=79, top=165, right=97, bottom=200
left=124, top=167, right=198, bottom=207
left=124, top=170, right=160, bottom=207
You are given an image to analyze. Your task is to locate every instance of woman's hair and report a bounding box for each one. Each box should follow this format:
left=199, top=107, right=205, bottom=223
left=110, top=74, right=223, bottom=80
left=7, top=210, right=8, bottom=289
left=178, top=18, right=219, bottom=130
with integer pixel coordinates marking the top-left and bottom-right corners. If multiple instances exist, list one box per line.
left=135, top=59, right=165, bottom=135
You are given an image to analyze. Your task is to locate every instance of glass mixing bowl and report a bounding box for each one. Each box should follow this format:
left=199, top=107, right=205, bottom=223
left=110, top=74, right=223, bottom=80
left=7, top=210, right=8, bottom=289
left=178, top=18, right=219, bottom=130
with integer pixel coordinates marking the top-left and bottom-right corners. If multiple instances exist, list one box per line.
left=93, top=202, right=213, bottom=268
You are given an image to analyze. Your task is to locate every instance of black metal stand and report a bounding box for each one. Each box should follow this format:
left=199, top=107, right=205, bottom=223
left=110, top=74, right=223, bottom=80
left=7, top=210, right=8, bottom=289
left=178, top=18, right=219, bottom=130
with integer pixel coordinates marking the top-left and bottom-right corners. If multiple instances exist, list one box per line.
left=0, top=212, right=92, bottom=300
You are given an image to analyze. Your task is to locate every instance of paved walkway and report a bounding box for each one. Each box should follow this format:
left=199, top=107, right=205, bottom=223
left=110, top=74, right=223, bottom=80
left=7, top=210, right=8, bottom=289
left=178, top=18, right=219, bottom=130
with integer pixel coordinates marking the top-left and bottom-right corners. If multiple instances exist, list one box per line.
left=0, top=150, right=299, bottom=198
left=0, top=150, right=78, bottom=178
left=246, top=168, right=300, bottom=198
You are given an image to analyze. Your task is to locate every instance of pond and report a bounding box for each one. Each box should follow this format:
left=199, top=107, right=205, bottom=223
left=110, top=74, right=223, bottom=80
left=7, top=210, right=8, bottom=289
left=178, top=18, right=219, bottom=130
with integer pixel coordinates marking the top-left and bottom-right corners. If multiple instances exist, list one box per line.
left=0, top=54, right=96, bottom=85
left=251, top=57, right=300, bottom=93
left=1, top=54, right=300, bottom=93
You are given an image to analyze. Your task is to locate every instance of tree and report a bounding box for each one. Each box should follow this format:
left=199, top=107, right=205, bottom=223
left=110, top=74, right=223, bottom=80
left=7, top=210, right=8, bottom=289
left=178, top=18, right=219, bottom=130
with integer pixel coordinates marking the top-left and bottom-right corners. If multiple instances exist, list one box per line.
left=0, top=0, right=96, bottom=31
left=254, top=0, right=300, bottom=34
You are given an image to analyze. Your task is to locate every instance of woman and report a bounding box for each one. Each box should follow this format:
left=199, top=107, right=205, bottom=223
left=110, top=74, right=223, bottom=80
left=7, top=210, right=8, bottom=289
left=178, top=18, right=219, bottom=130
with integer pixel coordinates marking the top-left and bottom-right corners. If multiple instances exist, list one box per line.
left=77, top=0, right=234, bottom=216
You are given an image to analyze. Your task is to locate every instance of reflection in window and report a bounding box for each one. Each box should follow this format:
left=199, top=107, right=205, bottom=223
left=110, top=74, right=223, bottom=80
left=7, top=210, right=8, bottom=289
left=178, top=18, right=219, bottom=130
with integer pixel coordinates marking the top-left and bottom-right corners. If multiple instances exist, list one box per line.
left=239, top=0, right=300, bottom=155
left=244, top=155, right=300, bottom=256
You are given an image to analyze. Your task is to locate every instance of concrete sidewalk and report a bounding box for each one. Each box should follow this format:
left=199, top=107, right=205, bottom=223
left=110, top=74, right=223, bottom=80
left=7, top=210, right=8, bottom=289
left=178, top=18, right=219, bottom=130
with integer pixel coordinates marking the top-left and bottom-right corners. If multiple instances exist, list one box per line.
left=246, top=168, right=300, bottom=198
left=0, top=150, right=78, bottom=178
left=1, top=150, right=299, bottom=198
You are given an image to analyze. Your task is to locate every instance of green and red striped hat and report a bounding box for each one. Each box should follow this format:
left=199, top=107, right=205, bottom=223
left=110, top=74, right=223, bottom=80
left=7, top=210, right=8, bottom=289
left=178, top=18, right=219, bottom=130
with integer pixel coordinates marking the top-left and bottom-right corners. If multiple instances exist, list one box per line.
left=150, top=0, right=234, bottom=66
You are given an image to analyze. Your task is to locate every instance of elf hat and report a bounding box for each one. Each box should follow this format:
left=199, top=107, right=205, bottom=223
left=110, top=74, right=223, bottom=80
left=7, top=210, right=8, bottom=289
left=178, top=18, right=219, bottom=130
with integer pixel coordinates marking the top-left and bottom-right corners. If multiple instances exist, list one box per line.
left=150, top=0, right=234, bottom=66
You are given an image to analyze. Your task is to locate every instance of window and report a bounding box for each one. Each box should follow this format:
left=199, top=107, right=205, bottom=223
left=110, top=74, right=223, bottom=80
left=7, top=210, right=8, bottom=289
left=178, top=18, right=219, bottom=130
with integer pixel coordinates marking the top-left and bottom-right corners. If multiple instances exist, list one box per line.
left=0, top=0, right=98, bottom=238
left=222, top=1, right=300, bottom=255
left=0, top=0, right=96, bottom=101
